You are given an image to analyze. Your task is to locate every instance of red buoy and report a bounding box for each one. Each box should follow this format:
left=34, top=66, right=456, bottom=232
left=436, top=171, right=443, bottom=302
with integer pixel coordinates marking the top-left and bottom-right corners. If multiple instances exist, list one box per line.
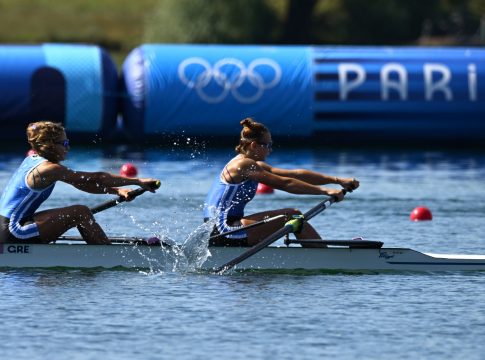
left=410, top=206, right=433, bottom=221
left=26, top=149, right=36, bottom=157
left=256, top=183, right=274, bottom=194
left=120, top=163, right=138, bottom=177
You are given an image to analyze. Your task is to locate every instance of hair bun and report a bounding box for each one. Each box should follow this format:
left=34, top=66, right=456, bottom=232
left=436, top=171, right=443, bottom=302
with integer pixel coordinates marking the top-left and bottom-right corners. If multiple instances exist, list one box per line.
left=240, top=118, right=254, bottom=129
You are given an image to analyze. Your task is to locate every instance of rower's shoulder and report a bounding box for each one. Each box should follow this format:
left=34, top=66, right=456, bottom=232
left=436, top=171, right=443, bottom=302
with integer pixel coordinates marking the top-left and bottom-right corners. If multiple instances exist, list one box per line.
left=227, top=155, right=252, bottom=167
left=36, top=161, right=68, bottom=176
left=229, top=157, right=264, bottom=172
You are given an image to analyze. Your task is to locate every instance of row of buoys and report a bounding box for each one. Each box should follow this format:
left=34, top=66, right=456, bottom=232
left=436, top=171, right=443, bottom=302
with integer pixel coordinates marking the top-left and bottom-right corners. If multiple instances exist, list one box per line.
left=119, top=162, right=277, bottom=194
left=120, top=164, right=436, bottom=222
left=257, top=183, right=434, bottom=222
left=24, top=152, right=435, bottom=222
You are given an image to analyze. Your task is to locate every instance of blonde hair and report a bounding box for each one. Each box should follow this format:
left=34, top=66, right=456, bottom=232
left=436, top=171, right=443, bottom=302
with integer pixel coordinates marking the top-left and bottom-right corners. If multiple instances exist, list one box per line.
left=26, top=121, right=65, bottom=162
left=235, top=117, right=269, bottom=154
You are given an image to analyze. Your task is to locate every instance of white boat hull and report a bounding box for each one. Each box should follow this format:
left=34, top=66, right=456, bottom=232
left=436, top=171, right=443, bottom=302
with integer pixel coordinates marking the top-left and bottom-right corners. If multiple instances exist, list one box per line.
left=2, top=242, right=485, bottom=272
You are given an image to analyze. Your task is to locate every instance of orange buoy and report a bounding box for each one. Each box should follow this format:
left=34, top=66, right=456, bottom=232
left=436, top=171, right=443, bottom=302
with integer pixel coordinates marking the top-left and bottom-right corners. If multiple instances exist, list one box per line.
left=26, top=149, right=36, bottom=157
left=120, top=163, right=138, bottom=177
left=256, top=183, right=274, bottom=194
left=410, top=206, right=433, bottom=221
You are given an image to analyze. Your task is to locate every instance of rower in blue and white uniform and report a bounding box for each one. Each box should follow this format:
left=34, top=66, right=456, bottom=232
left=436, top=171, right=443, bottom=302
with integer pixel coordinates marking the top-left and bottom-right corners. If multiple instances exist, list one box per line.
left=203, top=161, right=258, bottom=246
left=0, top=121, right=159, bottom=245
left=0, top=154, right=54, bottom=243
left=203, top=117, right=358, bottom=247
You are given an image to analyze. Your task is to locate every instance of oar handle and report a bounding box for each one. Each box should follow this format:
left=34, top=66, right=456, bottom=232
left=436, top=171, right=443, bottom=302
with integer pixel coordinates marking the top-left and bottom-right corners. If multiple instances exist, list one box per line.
left=90, top=180, right=160, bottom=215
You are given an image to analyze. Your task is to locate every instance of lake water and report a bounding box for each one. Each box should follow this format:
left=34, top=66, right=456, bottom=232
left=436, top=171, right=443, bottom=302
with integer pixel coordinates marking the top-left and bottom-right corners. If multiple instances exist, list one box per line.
left=1, top=144, right=485, bottom=359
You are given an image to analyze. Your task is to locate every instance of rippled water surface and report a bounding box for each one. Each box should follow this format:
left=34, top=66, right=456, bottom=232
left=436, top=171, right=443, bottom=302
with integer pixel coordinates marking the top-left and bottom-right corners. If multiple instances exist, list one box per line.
left=1, top=145, right=485, bottom=359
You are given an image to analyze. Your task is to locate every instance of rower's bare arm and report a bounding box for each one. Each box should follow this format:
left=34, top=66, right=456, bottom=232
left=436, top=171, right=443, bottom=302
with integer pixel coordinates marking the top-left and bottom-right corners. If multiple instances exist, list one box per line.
left=258, top=162, right=359, bottom=190
left=59, top=169, right=136, bottom=194
left=250, top=163, right=343, bottom=198
left=53, top=168, right=158, bottom=195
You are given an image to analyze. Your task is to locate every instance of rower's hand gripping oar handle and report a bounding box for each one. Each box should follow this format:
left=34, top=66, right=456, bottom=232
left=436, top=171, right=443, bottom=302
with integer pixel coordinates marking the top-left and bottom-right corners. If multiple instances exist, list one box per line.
left=90, top=180, right=161, bottom=215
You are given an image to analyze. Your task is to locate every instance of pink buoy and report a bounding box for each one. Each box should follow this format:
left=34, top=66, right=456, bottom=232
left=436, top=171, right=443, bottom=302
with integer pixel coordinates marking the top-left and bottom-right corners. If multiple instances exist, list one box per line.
left=256, top=183, right=274, bottom=194
left=410, top=206, right=433, bottom=221
left=26, top=149, right=36, bottom=157
left=120, top=163, right=138, bottom=177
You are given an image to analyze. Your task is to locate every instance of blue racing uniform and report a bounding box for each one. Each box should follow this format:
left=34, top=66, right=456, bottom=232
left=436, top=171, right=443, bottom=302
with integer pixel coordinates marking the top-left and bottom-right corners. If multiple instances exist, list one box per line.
left=203, top=166, right=258, bottom=244
left=0, top=155, right=55, bottom=242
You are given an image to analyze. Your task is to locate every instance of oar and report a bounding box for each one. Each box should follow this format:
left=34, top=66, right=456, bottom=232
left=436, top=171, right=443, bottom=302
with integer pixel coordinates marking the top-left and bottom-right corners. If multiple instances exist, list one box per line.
left=210, top=214, right=286, bottom=240
left=90, top=180, right=160, bottom=215
left=53, top=181, right=161, bottom=245
left=57, top=235, right=174, bottom=247
left=214, top=190, right=347, bottom=274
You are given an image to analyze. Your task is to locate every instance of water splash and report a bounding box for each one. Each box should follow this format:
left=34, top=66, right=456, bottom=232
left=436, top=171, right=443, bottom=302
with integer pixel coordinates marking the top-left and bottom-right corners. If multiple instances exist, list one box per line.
left=180, top=219, right=214, bottom=271
left=126, top=220, right=214, bottom=274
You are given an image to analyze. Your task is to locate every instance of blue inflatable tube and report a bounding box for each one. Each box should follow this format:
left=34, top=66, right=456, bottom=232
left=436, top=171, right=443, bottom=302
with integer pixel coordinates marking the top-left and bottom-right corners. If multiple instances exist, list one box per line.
left=0, top=44, right=118, bottom=141
left=121, top=44, right=311, bottom=139
left=122, top=44, right=485, bottom=143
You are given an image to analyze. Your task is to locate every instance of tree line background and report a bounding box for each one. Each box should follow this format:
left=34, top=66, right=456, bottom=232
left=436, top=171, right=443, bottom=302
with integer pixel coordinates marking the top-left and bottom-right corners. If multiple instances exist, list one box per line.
left=1, top=0, right=484, bottom=64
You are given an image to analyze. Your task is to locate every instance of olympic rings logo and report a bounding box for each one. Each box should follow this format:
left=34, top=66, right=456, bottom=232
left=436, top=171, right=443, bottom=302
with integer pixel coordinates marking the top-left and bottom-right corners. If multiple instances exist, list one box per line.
left=178, top=57, right=282, bottom=104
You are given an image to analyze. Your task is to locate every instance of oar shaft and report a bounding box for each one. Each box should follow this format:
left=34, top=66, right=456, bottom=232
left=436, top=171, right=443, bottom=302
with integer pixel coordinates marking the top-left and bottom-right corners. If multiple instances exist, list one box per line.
left=58, top=235, right=173, bottom=247
left=90, top=188, right=144, bottom=214
left=303, top=198, right=334, bottom=220
left=90, top=180, right=160, bottom=215
left=59, top=235, right=144, bottom=243
left=215, top=224, right=294, bottom=272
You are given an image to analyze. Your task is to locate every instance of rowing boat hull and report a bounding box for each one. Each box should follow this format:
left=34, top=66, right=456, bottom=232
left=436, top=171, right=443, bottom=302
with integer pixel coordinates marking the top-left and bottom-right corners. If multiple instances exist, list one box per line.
left=207, top=247, right=485, bottom=272
left=2, top=243, right=485, bottom=272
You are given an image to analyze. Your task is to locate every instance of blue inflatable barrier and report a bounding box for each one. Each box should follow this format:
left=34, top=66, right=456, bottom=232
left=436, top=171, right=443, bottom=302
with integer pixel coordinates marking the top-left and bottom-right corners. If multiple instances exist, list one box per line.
left=122, top=45, right=485, bottom=143
left=121, top=44, right=311, bottom=140
left=0, top=44, right=118, bottom=141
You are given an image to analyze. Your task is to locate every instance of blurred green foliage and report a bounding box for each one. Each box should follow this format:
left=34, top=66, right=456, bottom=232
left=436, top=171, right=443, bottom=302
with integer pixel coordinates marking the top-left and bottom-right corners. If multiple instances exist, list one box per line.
left=144, top=0, right=278, bottom=43
left=1, top=0, right=484, bottom=65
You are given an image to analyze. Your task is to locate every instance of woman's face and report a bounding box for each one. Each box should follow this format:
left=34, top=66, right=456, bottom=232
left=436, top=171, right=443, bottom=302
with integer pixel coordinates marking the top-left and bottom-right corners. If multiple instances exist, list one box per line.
left=52, top=131, right=70, bottom=162
left=252, top=132, right=273, bottom=161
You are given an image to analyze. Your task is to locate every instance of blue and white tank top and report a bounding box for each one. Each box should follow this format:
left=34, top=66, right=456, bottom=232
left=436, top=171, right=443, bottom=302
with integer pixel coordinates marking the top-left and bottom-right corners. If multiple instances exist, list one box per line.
left=203, top=169, right=258, bottom=239
left=203, top=173, right=258, bottom=220
left=0, top=155, right=55, bottom=238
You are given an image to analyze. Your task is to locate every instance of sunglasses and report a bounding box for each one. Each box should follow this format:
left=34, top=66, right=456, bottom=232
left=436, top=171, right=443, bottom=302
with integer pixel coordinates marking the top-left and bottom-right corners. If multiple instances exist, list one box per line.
left=258, top=141, right=273, bottom=150
left=55, top=139, right=70, bottom=148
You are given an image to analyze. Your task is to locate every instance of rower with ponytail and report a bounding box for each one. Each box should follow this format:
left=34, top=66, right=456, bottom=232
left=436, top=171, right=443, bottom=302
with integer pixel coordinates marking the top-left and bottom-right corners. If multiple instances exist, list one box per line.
left=235, top=118, right=269, bottom=155
left=203, top=117, right=359, bottom=247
